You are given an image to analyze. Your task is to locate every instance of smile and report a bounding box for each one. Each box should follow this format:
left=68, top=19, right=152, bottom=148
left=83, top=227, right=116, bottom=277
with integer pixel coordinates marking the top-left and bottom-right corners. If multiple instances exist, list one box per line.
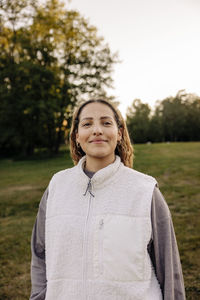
left=89, top=139, right=107, bottom=143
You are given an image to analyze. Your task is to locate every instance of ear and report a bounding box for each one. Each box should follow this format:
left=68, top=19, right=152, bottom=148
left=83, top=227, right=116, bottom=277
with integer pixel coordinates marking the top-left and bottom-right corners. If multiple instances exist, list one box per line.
left=117, top=128, right=122, bottom=142
left=76, top=132, right=80, bottom=144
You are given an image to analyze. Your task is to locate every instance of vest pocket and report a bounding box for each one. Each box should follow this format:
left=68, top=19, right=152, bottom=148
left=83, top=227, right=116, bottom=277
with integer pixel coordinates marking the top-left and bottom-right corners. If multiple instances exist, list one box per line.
left=93, top=215, right=151, bottom=282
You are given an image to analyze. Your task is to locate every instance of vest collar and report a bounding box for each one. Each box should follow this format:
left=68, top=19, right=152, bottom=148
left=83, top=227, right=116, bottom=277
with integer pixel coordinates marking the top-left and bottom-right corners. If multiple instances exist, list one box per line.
left=77, top=155, right=122, bottom=188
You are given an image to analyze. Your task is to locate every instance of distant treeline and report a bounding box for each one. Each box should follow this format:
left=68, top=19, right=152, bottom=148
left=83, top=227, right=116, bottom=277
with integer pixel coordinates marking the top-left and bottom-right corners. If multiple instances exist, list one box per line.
left=126, top=90, right=200, bottom=144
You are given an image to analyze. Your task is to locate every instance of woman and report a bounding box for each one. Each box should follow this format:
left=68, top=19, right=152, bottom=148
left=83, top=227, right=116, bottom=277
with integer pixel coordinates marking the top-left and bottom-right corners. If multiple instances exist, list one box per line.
left=30, top=99, right=185, bottom=300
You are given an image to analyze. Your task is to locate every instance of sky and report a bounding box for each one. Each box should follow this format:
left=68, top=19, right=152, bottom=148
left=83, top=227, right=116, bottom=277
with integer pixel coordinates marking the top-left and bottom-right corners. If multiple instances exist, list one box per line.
left=67, top=0, right=200, bottom=116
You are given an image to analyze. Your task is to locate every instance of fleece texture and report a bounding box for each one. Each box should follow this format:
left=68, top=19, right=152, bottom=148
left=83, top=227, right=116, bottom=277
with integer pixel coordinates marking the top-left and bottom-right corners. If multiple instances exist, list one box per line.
left=45, top=156, right=163, bottom=300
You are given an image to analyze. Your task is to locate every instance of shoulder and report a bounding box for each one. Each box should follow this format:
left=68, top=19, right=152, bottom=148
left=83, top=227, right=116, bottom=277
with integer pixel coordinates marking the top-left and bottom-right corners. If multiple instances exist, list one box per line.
left=49, top=165, right=78, bottom=185
left=120, top=164, right=157, bottom=186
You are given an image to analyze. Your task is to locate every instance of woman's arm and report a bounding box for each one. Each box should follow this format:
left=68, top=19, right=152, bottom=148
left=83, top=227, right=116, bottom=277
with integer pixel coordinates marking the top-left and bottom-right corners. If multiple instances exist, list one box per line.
left=149, top=186, right=186, bottom=300
left=30, top=188, right=48, bottom=300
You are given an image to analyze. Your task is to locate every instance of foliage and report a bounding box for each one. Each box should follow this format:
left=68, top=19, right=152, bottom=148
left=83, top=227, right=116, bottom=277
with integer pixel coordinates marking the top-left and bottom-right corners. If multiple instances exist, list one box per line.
left=0, top=0, right=118, bottom=156
left=126, top=90, right=200, bottom=143
left=0, top=143, right=200, bottom=299
left=126, top=99, right=151, bottom=143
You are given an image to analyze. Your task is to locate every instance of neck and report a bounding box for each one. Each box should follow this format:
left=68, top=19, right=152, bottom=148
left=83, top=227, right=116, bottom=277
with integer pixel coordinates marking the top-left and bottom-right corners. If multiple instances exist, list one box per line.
left=85, top=155, right=116, bottom=172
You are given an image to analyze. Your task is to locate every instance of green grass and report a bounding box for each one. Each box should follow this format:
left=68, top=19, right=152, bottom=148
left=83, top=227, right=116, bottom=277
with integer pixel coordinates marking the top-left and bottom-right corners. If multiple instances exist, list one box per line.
left=0, top=142, right=200, bottom=299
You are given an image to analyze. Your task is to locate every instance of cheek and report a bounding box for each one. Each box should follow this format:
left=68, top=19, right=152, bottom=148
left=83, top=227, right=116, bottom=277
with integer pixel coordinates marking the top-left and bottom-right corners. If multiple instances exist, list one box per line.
left=77, top=129, right=88, bottom=142
left=111, top=129, right=120, bottom=141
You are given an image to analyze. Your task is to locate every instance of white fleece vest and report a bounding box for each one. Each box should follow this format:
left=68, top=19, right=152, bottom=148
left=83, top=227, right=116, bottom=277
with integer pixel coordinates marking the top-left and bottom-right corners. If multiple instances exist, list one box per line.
left=45, top=156, right=162, bottom=300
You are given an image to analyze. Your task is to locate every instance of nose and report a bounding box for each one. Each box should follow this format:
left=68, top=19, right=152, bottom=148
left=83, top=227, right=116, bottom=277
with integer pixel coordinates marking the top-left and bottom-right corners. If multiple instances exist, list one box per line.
left=92, top=123, right=103, bottom=135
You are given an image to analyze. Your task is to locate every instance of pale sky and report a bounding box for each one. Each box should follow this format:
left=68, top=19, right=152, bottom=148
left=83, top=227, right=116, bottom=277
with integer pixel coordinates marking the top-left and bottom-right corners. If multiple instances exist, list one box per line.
left=68, top=0, right=200, bottom=116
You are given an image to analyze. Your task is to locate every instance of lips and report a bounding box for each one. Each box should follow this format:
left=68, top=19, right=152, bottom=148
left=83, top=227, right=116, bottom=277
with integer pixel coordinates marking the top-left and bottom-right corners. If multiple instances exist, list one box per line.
left=89, top=139, right=107, bottom=143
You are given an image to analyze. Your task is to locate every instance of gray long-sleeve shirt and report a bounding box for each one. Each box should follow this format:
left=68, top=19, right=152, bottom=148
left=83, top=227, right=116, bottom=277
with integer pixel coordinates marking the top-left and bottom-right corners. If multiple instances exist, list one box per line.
left=30, top=181, right=185, bottom=300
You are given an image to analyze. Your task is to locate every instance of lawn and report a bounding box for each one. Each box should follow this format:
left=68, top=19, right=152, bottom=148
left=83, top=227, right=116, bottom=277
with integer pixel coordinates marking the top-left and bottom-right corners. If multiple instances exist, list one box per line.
left=0, top=142, right=200, bottom=299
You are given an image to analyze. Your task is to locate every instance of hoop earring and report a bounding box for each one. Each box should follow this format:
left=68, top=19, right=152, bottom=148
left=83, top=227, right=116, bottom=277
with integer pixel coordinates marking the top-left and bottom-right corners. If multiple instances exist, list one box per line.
left=76, top=142, right=80, bottom=148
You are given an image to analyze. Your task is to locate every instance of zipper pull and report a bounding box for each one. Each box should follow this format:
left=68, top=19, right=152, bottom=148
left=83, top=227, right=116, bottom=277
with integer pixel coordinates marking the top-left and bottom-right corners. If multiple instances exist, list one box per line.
left=83, top=179, right=94, bottom=197
left=99, top=219, right=104, bottom=229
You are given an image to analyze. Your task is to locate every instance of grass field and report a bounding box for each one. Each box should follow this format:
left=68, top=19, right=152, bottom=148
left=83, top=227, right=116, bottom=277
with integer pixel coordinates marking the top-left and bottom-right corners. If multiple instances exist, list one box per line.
left=0, top=142, right=200, bottom=299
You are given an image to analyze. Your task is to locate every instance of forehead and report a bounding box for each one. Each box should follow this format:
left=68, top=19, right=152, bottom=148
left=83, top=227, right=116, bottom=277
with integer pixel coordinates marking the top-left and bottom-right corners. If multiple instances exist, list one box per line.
left=79, top=102, right=115, bottom=120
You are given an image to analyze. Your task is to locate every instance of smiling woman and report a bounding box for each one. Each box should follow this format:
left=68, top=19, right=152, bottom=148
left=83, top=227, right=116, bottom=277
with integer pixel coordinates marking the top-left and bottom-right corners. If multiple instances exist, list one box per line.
left=70, top=99, right=133, bottom=168
left=30, top=99, right=186, bottom=300
left=75, top=102, right=122, bottom=172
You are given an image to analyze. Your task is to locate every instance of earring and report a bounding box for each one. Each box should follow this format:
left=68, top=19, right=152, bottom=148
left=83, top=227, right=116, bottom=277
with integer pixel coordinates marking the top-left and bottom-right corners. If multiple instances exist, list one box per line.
left=117, top=139, right=122, bottom=145
left=76, top=142, right=80, bottom=148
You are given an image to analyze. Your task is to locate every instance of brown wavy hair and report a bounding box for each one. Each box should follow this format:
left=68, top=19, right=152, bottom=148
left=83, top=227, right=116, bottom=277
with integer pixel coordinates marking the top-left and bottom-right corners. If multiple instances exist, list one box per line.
left=70, top=99, right=134, bottom=168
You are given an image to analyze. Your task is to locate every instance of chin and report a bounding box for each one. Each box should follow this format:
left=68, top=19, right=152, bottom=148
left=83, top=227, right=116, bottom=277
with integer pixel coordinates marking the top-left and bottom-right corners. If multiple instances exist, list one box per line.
left=87, top=151, right=114, bottom=159
left=92, top=153, right=108, bottom=158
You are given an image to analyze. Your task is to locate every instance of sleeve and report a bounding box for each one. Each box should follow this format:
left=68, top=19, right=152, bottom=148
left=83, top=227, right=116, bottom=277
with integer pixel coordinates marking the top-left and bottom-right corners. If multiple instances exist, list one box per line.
left=149, top=186, right=186, bottom=300
left=30, top=188, right=48, bottom=300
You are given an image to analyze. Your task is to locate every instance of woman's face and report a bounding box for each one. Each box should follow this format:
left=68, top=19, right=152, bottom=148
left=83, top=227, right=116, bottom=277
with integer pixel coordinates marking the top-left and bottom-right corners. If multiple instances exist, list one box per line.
left=76, top=102, right=121, bottom=167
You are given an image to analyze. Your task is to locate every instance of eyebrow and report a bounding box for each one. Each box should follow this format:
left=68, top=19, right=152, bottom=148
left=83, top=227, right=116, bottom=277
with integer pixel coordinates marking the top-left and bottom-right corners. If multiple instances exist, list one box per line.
left=80, top=116, right=114, bottom=121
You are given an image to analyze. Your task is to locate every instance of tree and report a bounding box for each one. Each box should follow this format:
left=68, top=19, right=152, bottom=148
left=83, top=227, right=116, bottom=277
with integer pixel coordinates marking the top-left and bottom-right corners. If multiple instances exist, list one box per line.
left=0, top=0, right=118, bottom=156
left=125, top=90, right=200, bottom=143
left=159, top=90, right=187, bottom=142
left=148, top=104, right=164, bottom=143
left=182, top=93, right=200, bottom=141
left=159, top=90, right=200, bottom=142
left=126, top=99, right=151, bottom=143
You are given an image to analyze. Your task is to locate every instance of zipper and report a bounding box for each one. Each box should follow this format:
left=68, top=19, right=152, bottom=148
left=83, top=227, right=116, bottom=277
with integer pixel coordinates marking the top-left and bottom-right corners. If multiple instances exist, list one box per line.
left=82, top=179, right=94, bottom=300
left=99, top=219, right=104, bottom=275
